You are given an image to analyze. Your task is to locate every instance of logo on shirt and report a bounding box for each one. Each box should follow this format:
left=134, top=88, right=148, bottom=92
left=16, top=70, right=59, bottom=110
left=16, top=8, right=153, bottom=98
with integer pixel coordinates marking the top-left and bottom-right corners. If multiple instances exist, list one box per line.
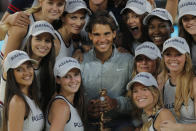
left=74, top=122, right=83, bottom=127
left=165, top=103, right=174, bottom=109
left=32, top=113, right=44, bottom=122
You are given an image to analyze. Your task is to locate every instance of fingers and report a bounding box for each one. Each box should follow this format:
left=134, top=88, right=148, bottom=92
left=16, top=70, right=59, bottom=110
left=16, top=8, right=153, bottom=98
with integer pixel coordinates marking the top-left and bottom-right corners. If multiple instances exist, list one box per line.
left=88, top=100, right=101, bottom=119
left=13, top=12, right=30, bottom=27
left=88, top=97, right=117, bottom=118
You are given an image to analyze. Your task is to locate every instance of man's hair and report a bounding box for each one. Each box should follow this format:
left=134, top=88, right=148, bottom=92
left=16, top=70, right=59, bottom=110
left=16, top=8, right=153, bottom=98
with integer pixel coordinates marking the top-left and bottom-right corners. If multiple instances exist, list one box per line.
left=85, top=10, right=117, bottom=33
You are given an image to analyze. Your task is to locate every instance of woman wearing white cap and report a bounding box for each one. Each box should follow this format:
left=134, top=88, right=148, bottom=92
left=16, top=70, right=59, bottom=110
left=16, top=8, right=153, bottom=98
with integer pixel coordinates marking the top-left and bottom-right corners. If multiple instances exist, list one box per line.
left=143, top=8, right=174, bottom=51
left=0, top=20, right=56, bottom=113
left=178, top=0, right=196, bottom=75
left=159, top=37, right=196, bottom=130
left=132, top=41, right=161, bottom=79
left=120, top=0, right=153, bottom=54
left=54, top=0, right=91, bottom=61
left=119, top=0, right=178, bottom=55
left=127, top=72, right=175, bottom=131
left=23, top=20, right=56, bottom=112
left=0, top=0, right=65, bottom=59
left=2, top=50, right=44, bottom=131
left=46, top=57, right=85, bottom=131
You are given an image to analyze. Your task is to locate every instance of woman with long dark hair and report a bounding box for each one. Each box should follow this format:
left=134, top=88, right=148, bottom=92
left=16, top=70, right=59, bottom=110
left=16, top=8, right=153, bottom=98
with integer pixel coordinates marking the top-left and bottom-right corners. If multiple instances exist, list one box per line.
left=23, top=20, right=56, bottom=112
left=0, top=20, right=56, bottom=113
left=2, top=50, right=44, bottom=131
left=46, top=57, right=85, bottom=131
left=178, top=0, right=196, bottom=74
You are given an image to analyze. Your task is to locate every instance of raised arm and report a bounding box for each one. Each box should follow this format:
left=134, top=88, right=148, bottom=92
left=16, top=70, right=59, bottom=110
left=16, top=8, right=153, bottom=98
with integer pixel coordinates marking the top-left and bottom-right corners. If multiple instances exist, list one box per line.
left=165, top=0, right=179, bottom=22
left=0, top=12, right=10, bottom=40
left=0, top=11, right=30, bottom=40
left=3, top=25, right=27, bottom=59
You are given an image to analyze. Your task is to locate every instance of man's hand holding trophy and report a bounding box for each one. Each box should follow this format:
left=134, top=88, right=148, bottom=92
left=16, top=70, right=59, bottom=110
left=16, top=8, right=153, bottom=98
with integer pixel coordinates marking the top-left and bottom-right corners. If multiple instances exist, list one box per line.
left=87, top=89, right=118, bottom=131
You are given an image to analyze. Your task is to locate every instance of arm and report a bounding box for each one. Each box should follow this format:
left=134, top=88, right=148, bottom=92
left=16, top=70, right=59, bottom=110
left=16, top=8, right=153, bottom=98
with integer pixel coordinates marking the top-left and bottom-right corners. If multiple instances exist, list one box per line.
left=147, top=0, right=156, bottom=9
left=0, top=11, right=30, bottom=40
left=0, top=11, right=29, bottom=27
left=160, top=78, right=196, bottom=131
left=0, top=12, right=10, bottom=40
left=0, top=12, right=10, bottom=24
left=3, top=12, right=30, bottom=27
left=155, top=109, right=176, bottom=131
left=8, top=95, right=26, bottom=131
left=0, top=76, right=6, bottom=103
left=4, top=25, right=27, bottom=58
left=165, top=0, right=178, bottom=22
left=48, top=99, right=70, bottom=131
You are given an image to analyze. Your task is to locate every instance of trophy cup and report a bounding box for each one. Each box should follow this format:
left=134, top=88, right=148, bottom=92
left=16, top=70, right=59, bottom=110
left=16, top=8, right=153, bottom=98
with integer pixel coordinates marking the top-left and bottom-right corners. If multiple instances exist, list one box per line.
left=99, top=89, right=111, bottom=131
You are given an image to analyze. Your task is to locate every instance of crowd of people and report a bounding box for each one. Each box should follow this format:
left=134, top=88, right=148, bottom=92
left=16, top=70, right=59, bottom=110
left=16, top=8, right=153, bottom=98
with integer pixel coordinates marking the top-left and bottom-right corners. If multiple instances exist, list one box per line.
left=0, top=0, right=196, bottom=131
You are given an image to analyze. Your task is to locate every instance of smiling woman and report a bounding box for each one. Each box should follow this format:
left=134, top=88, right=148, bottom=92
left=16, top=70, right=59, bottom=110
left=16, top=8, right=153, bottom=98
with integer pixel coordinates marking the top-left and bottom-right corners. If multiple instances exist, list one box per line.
left=54, top=0, right=91, bottom=61
left=46, top=57, right=85, bottom=131
left=127, top=72, right=176, bottom=131
left=2, top=50, right=44, bottom=131
left=159, top=37, right=196, bottom=130
left=178, top=0, right=196, bottom=74
left=131, top=41, right=161, bottom=79
left=143, top=8, right=174, bottom=51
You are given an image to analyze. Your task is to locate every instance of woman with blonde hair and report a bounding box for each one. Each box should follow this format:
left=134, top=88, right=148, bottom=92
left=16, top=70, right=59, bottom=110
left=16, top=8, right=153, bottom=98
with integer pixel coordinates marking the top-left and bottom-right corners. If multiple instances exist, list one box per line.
left=159, top=37, right=196, bottom=130
left=127, top=72, right=175, bottom=131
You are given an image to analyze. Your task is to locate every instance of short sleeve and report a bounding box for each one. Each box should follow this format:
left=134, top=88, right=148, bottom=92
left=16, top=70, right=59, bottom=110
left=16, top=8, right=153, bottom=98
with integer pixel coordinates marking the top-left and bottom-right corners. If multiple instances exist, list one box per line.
left=7, top=0, right=34, bottom=14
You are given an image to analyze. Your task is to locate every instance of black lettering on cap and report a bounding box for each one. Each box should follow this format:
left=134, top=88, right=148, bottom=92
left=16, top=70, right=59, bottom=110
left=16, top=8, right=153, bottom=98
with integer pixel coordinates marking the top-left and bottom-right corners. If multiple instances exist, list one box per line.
left=136, top=45, right=155, bottom=51
left=11, top=53, right=26, bottom=61
left=58, top=59, right=78, bottom=68
left=180, top=2, right=196, bottom=9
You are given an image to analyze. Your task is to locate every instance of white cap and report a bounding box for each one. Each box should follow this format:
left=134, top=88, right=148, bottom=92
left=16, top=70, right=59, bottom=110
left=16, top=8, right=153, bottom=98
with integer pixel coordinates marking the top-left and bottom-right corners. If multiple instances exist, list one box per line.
left=54, top=57, right=81, bottom=77
left=143, top=8, right=173, bottom=25
left=135, top=41, right=161, bottom=60
left=29, top=20, right=56, bottom=38
left=162, top=37, right=190, bottom=54
left=127, top=72, right=158, bottom=90
left=120, top=0, right=152, bottom=15
left=3, top=50, right=38, bottom=72
left=65, top=0, right=91, bottom=15
left=178, top=0, right=196, bottom=20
